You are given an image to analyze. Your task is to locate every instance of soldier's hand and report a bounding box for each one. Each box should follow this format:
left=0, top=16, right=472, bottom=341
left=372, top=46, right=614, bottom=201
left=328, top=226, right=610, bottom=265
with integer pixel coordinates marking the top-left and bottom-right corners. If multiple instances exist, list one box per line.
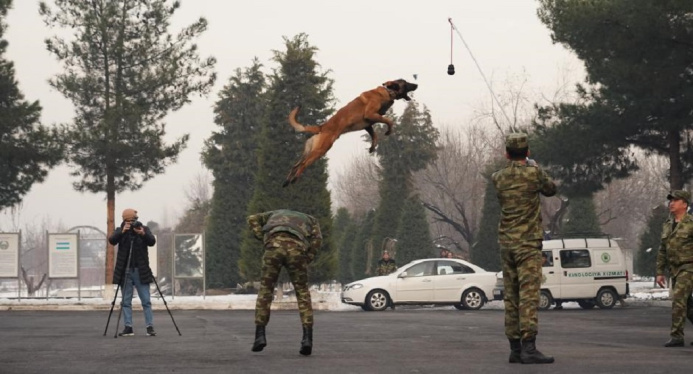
left=123, top=222, right=132, bottom=232
left=656, top=275, right=667, bottom=288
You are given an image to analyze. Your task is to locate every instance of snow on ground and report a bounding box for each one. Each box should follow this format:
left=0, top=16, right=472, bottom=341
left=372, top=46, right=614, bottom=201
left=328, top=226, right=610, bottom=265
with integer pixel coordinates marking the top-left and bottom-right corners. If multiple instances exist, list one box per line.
left=0, top=280, right=671, bottom=311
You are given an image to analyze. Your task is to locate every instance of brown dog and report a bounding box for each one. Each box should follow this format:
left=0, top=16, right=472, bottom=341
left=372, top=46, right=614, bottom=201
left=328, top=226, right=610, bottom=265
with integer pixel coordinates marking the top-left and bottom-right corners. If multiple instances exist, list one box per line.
left=283, top=79, right=418, bottom=187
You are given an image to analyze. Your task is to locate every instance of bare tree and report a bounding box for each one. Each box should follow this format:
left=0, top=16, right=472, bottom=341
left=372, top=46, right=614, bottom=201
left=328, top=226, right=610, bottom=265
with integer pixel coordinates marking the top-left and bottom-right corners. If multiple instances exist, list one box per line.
left=415, top=125, right=498, bottom=251
left=594, top=153, right=669, bottom=249
left=330, top=153, right=381, bottom=218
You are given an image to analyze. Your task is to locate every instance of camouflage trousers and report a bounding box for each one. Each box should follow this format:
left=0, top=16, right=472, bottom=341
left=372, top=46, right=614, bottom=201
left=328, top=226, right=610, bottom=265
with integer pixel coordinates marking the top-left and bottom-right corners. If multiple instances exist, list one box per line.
left=669, top=270, right=693, bottom=340
left=500, top=240, right=542, bottom=341
left=255, top=235, right=313, bottom=327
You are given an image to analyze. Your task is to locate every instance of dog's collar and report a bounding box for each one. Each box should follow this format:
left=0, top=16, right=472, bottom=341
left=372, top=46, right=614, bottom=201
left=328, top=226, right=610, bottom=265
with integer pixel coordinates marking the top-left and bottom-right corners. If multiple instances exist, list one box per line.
left=384, top=87, right=398, bottom=99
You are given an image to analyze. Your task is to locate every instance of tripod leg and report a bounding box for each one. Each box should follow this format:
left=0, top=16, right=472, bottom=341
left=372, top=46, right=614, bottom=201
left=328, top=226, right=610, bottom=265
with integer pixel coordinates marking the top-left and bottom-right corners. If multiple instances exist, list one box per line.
left=153, top=277, right=182, bottom=336
left=103, top=283, right=121, bottom=336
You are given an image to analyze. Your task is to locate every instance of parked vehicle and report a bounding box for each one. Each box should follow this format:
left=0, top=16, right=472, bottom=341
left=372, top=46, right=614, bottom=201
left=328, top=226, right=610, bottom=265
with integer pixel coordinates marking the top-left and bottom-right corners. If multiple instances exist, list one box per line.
left=341, top=258, right=496, bottom=311
left=493, top=238, right=629, bottom=309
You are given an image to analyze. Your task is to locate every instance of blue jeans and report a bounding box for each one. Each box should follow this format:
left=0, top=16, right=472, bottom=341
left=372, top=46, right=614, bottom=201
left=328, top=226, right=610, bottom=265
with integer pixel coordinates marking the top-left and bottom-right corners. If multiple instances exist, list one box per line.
left=121, top=268, right=153, bottom=328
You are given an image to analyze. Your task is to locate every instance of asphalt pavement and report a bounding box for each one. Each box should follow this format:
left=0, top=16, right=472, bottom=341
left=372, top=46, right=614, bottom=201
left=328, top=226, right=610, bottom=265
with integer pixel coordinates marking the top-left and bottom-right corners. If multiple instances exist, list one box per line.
left=0, top=304, right=691, bottom=374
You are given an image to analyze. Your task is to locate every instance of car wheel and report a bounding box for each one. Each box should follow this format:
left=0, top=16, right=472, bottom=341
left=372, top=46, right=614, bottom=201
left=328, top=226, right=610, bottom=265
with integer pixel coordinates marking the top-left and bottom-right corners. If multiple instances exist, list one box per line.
left=577, top=300, right=596, bottom=309
left=365, top=290, right=390, bottom=312
left=460, top=288, right=485, bottom=310
left=596, top=288, right=617, bottom=309
left=539, top=290, right=553, bottom=310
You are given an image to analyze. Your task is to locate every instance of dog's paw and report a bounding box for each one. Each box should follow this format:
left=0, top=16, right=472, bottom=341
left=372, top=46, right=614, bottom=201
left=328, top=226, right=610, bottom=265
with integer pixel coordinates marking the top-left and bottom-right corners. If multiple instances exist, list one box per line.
left=384, top=130, right=392, bottom=136
left=368, top=146, right=376, bottom=154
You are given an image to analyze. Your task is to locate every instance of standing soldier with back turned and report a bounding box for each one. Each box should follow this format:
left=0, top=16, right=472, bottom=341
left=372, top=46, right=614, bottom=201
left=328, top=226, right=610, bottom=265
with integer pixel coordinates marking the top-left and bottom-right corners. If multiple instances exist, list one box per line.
left=492, top=133, right=557, bottom=364
left=247, top=209, right=322, bottom=356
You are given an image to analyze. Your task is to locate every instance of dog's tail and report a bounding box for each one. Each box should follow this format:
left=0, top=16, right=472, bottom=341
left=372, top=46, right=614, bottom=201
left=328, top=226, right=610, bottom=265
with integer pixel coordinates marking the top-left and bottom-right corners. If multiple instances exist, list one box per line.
left=288, top=106, right=321, bottom=134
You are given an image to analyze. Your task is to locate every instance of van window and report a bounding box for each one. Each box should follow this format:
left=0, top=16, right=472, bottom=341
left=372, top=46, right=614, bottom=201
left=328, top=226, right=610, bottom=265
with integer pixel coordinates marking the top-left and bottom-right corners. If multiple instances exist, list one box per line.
left=436, top=260, right=474, bottom=275
left=560, top=249, right=591, bottom=268
left=542, top=251, right=554, bottom=267
left=405, top=261, right=435, bottom=277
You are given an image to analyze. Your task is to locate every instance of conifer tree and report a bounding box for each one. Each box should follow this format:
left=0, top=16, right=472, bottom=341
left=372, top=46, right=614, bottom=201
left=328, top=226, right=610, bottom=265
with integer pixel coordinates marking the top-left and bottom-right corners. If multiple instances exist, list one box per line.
left=239, top=34, right=336, bottom=283
left=471, top=170, right=502, bottom=271
left=351, top=209, right=376, bottom=279
left=0, top=0, right=64, bottom=209
left=202, top=61, right=265, bottom=288
left=395, top=195, right=434, bottom=265
left=370, top=100, right=438, bottom=264
left=636, top=206, right=667, bottom=277
left=561, top=196, right=602, bottom=238
left=40, top=0, right=216, bottom=283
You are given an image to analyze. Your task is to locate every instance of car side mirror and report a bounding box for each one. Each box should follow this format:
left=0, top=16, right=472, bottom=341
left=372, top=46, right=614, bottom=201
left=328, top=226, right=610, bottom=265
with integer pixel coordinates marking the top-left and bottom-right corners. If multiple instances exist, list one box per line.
left=398, top=272, right=408, bottom=278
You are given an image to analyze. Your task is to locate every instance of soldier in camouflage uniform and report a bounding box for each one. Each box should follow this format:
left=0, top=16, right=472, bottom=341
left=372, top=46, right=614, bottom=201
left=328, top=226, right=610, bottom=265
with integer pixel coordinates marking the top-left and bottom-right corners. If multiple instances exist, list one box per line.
left=376, top=251, right=397, bottom=276
left=656, top=190, right=693, bottom=347
left=247, top=209, right=322, bottom=356
left=492, top=133, right=557, bottom=364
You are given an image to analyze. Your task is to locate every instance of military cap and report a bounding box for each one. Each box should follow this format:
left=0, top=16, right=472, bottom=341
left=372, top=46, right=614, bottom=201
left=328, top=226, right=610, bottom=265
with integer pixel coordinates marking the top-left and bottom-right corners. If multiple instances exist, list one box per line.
left=667, top=190, right=690, bottom=204
left=505, top=133, right=528, bottom=150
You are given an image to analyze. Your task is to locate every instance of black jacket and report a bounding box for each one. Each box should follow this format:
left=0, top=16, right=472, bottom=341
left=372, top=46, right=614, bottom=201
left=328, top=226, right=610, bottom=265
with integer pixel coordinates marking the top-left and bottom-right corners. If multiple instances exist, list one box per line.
left=109, top=222, right=156, bottom=285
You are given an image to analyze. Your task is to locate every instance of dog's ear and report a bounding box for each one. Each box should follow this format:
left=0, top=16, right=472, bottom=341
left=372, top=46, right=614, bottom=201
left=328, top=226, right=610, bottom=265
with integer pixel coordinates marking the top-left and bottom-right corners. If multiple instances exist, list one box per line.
left=382, top=81, right=401, bottom=91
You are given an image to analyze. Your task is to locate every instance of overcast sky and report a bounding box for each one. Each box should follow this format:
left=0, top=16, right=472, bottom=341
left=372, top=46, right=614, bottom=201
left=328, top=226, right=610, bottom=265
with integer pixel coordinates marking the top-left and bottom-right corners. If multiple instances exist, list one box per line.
left=0, top=0, right=582, bottom=233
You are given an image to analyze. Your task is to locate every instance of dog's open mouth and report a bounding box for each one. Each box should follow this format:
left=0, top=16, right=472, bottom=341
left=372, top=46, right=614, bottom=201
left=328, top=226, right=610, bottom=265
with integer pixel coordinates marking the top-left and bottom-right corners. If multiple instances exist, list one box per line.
left=401, top=83, right=418, bottom=101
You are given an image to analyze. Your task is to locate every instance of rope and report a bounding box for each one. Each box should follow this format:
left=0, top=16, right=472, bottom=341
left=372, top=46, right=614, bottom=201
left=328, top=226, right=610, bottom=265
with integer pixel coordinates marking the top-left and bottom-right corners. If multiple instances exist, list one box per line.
left=448, top=18, right=515, bottom=133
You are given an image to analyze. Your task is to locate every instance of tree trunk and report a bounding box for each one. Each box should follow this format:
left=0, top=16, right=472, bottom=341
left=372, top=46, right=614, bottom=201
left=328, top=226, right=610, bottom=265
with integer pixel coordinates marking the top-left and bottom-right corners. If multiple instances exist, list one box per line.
left=668, top=130, right=683, bottom=190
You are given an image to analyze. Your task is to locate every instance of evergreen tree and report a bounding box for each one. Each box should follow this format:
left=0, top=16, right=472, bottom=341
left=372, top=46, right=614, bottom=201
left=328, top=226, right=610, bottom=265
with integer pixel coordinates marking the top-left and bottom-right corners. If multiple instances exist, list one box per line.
left=337, top=218, right=359, bottom=284
left=537, top=0, right=693, bottom=191
left=636, top=206, right=668, bottom=277
left=560, top=196, right=602, bottom=238
left=0, top=0, right=64, bottom=209
left=40, top=0, right=216, bottom=283
left=371, top=100, right=438, bottom=264
left=395, top=195, right=434, bottom=265
left=332, top=208, right=353, bottom=283
left=471, top=169, right=502, bottom=271
left=351, top=209, right=376, bottom=280
left=239, top=34, right=336, bottom=283
left=202, top=60, right=265, bottom=288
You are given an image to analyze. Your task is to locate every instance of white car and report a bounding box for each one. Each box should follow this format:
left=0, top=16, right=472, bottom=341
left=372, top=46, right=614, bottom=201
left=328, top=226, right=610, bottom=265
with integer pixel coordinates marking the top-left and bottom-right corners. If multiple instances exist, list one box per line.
left=341, top=258, right=497, bottom=311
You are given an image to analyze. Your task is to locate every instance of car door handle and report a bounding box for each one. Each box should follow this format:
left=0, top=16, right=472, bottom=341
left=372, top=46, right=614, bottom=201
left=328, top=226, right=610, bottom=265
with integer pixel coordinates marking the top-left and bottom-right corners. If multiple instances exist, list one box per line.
left=548, top=271, right=554, bottom=274
left=456, top=277, right=466, bottom=280
left=422, top=279, right=432, bottom=282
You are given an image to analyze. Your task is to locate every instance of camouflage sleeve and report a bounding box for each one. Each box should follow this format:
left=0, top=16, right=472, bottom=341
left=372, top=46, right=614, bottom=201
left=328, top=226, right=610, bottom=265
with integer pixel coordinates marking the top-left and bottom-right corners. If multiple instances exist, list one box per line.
left=247, top=212, right=270, bottom=240
left=537, top=168, right=557, bottom=197
left=656, top=234, right=667, bottom=276
left=307, top=216, right=322, bottom=260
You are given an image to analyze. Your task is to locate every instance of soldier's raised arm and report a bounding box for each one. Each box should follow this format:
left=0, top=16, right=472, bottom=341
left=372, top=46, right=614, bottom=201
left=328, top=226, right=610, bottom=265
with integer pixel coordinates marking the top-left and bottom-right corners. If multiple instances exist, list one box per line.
left=537, top=168, right=557, bottom=197
left=248, top=212, right=271, bottom=240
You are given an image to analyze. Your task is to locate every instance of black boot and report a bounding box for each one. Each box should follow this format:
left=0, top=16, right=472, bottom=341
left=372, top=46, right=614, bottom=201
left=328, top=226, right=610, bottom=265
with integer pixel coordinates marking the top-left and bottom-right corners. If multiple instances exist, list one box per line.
left=520, top=338, right=554, bottom=364
left=300, top=325, right=313, bottom=356
left=508, top=339, right=521, bottom=363
left=251, top=325, right=267, bottom=352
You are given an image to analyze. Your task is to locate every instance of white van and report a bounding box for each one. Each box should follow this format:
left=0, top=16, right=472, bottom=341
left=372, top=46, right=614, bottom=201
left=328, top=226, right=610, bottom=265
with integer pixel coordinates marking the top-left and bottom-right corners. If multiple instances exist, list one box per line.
left=493, top=238, right=629, bottom=309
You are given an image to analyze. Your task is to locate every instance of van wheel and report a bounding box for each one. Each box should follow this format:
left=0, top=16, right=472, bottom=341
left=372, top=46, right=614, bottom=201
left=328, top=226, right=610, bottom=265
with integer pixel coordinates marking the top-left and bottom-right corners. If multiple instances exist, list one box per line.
left=539, top=290, right=553, bottom=310
left=578, top=300, right=596, bottom=309
left=596, top=288, right=617, bottom=309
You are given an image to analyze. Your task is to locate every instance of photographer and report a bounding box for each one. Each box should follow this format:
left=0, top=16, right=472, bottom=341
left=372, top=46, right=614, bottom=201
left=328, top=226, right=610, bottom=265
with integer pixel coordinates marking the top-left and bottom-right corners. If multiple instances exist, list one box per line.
left=109, top=208, right=157, bottom=337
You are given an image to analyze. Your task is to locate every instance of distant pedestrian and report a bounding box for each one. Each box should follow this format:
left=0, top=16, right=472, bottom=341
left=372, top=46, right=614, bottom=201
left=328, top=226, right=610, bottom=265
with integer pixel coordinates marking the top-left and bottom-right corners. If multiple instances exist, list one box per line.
left=376, top=251, right=397, bottom=276
left=247, top=209, right=322, bottom=356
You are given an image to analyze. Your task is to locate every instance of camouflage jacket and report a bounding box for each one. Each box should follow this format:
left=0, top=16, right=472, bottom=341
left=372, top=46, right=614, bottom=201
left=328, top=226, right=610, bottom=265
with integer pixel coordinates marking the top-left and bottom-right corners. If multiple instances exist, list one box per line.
left=376, top=259, right=397, bottom=276
left=656, top=213, right=693, bottom=277
left=247, top=209, right=322, bottom=257
left=491, top=161, right=557, bottom=244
